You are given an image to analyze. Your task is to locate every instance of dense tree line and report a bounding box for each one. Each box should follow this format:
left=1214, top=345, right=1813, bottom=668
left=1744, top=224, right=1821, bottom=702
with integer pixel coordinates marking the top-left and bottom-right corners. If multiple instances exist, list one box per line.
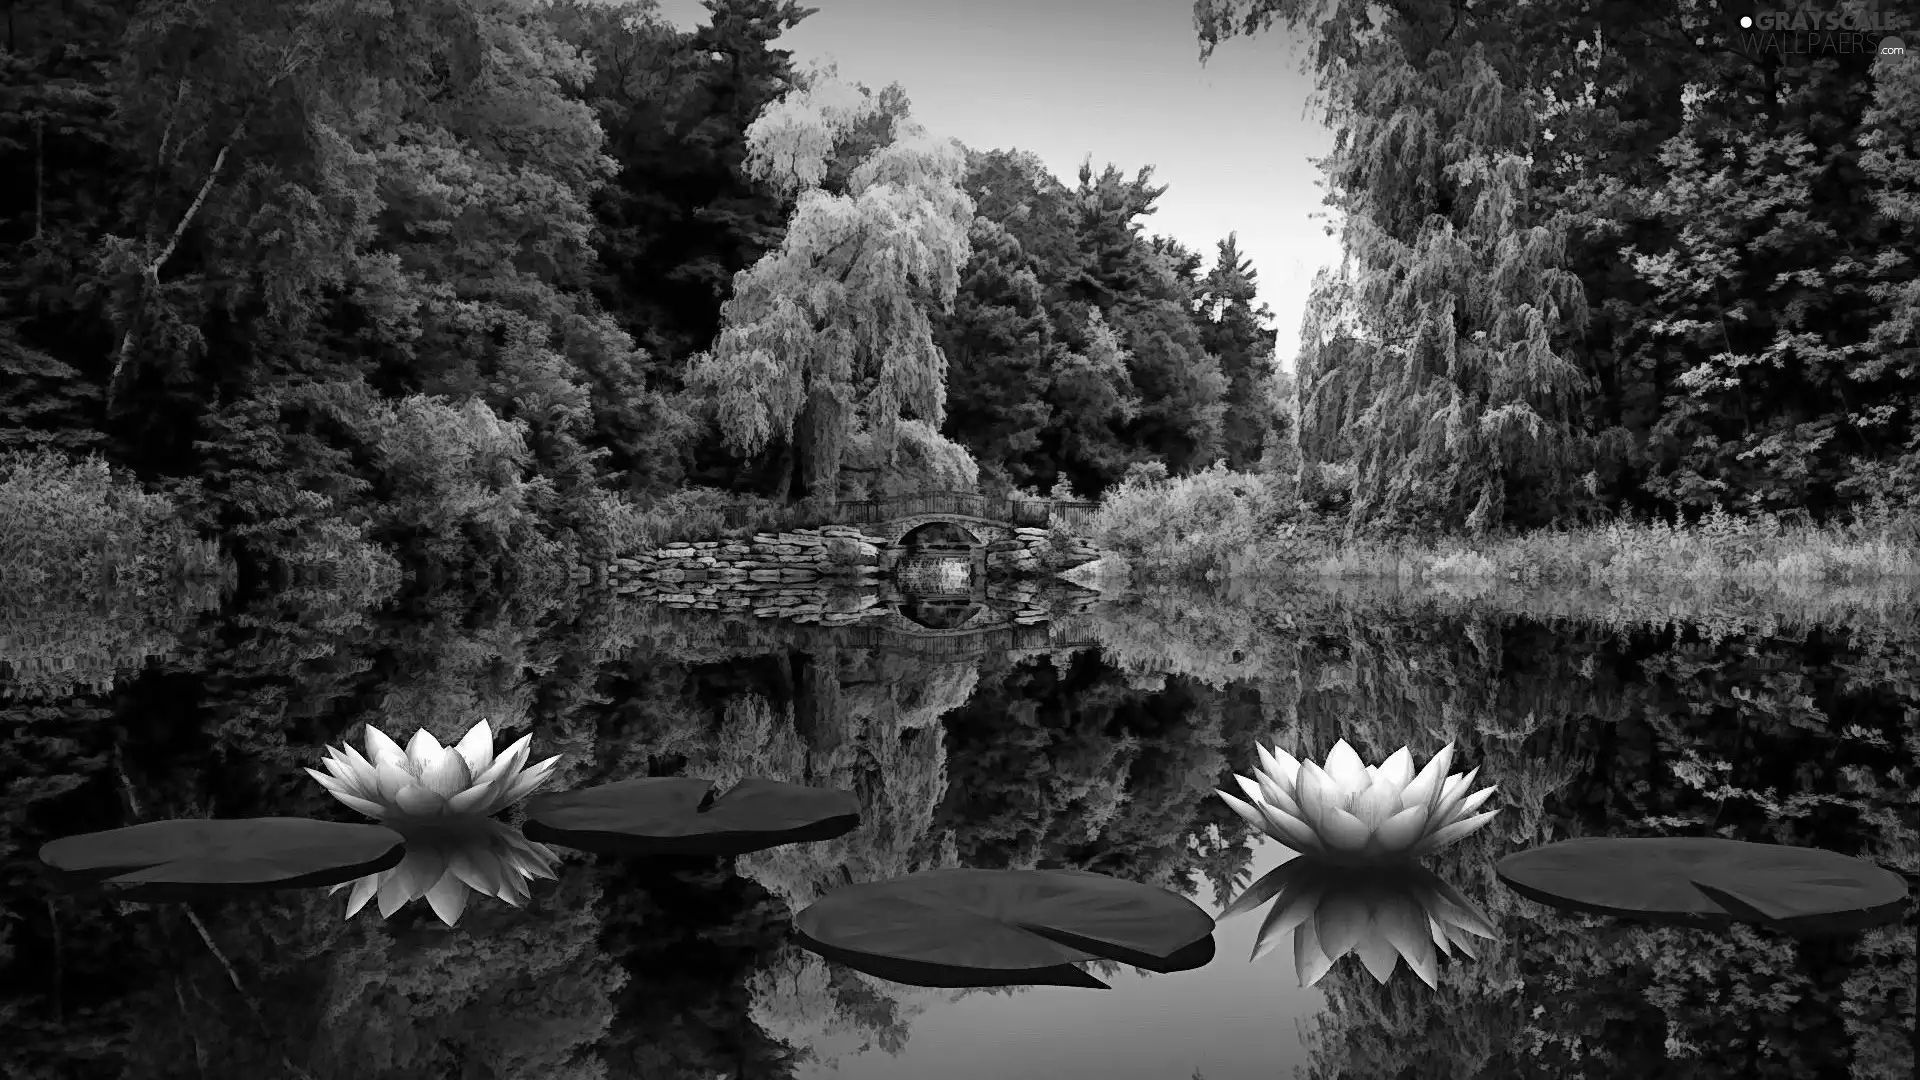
left=1197, top=0, right=1920, bottom=533
left=1, top=0, right=1280, bottom=581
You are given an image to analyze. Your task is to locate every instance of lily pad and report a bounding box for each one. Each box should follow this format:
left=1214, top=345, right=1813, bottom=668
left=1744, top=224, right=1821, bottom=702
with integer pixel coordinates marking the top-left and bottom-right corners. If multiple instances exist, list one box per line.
left=39, top=818, right=407, bottom=902
left=1496, top=837, right=1909, bottom=937
left=792, top=868, right=1216, bottom=989
left=522, top=776, right=860, bottom=857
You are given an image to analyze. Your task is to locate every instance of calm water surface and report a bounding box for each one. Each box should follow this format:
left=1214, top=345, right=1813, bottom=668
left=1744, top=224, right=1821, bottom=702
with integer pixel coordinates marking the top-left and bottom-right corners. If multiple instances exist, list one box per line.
left=2, top=573, right=1915, bottom=1079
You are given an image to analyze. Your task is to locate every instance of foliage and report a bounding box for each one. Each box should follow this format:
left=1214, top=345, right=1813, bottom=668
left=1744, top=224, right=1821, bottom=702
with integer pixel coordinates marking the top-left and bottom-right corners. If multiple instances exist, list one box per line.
left=1087, top=461, right=1289, bottom=578
left=1195, top=233, right=1282, bottom=471
left=685, top=72, right=978, bottom=500
left=0, top=448, right=228, bottom=587
left=1197, top=0, right=1920, bottom=533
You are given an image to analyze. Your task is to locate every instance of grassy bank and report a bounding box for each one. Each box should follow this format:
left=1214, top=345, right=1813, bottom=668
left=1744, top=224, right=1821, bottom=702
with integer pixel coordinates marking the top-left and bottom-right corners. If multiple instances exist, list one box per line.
left=1086, top=464, right=1920, bottom=600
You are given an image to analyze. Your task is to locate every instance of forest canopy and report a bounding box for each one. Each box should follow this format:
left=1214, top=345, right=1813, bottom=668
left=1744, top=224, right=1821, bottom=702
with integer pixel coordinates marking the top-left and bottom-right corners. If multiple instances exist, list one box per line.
left=3, top=0, right=1913, bottom=583
left=1, top=0, right=1282, bottom=575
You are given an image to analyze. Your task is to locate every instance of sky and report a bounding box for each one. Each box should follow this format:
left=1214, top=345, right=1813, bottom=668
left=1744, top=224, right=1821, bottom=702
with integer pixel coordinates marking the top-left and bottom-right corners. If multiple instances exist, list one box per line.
left=651, top=0, right=1346, bottom=369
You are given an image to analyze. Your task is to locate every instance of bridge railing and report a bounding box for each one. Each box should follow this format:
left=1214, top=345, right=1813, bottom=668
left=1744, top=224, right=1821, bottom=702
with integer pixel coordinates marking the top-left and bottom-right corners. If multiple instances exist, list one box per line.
left=719, top=491, right=1102, bottom=533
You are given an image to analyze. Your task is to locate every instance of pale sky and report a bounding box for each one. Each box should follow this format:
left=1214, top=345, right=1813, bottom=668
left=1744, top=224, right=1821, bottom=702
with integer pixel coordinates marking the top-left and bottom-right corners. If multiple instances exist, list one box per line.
left=650, top=0, right=1345, bottom=369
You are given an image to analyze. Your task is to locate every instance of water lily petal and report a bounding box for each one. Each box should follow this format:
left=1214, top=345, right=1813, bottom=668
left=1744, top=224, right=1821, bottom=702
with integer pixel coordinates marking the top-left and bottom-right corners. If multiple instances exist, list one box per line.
left=363, top=724, right=408, bottom=770
left=497, top=873, right=530, bottom=906
left=1374, top=891, right=1440, bottom=989
left=491, top=754, right=562, bottom=808
left=445, top=844, right=499, bottom=895
left=1294, top=917, right=1337, bottom=987
left=1428, top=767, right=1478, bottom=825
left=324, top=787, right=392, bottom=822
left=381, top=847, right=449, bottom=916
left=404, top=728, right=445, bottom=770
left=1320, top=739, right=1369, bottom=791
left=394, top=781, right=451, bottom=817
left=1256, top=801, right=1331, bottom=857
left=1368, top=803, right=1431, bottom=856
left=1217, top=789, right=1272, bottom=832
left=374, top=758, right=418, bottom=804
left=1441, top=783, right=1499, bottom=826
left=341, top=873, right=382, bottom=918
left=1294, top=760, right=1342, bottom=824
left=470, top=733, right=532, bottom=791
left=446, top=782, right=498, bottom=816
left=1375, top=746, right=1416, bottom=791
left=521, top=841, right=562, bottom=880
left=1251, top=880, right=1324, bottom=962
left=454, top=719, right=497, bottom=776
left=1313, top=887, right=1368, bottom=960
left=1252, top=770, right=1291, bottom=812
left=1421, top=875, right=1501, bottom=943
left=501, top=833, right=560, bottom=881
left=419, top=749, right=473, bottom=799
left=1407, top=807, right=1501, bottom=857
left=1427, top=897, right=1487, bottom=958
left=315, top=750, right=356, bottom=781
left=1352, top=928, right=1402, bottom=984
left=1398, top=742, right=1454, bottom=811
left=333, top=745, right=384, bottom=796
left=424, top=873, right=472, bottom=926
left=1436, top=769, right=1469, bottom=800
left=1264, top=782, right=1310, bottom=824
left=1235, top=773, right=1268, bottom=807
left=1310, top=805, right=1374, bottom=853
left=1258, top=743, right=1303, bottom=791
left=305, top=766, right=354, bottom=796
left=1218, top=859, right=1313, bottom=921
left=1349, top=779, right=1400, bottom=833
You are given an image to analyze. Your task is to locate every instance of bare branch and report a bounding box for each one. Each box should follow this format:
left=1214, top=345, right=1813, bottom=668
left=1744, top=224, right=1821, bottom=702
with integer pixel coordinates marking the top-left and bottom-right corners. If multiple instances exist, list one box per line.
left=108, top=39, right=320, bottom=410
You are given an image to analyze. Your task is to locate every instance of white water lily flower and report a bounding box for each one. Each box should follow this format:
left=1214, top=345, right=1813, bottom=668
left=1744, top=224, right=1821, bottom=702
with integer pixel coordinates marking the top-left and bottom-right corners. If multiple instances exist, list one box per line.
left=1220, top=857, right=1499, bottom=988
left=306, top=718, right=562, bottom=825
left=307, top=719, right=565, bottom=924
left=1217, top=739, right=1499, bottom=866
left=329, top=816, right=561, bottom=926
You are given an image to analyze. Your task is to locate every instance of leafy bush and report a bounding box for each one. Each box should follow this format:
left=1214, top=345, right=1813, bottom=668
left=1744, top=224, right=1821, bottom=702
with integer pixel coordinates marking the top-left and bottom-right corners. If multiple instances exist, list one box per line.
left=0, top=448, right=226, bottom=586
left=1088, top=462, right=1285, bottom=579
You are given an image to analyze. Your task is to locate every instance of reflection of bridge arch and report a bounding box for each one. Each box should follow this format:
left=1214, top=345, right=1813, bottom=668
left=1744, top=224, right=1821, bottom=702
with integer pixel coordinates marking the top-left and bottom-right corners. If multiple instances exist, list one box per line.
left=894, top=598, right=986, bottom=631
left=879, top=605, right=1003, bottom=634
left=833, top=620, right=1100, bottom=659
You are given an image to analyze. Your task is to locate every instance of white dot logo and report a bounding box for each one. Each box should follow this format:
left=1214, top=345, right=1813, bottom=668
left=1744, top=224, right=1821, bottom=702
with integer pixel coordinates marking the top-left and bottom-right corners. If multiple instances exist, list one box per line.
left=1740, top=15, right=1753, bottom=27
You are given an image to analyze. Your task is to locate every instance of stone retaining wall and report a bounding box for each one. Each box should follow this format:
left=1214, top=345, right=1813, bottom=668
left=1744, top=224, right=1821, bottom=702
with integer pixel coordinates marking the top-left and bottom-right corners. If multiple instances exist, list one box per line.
left=603, top=574, right=1093, bottom=626
left=602, top=524, right=1105, bottom=592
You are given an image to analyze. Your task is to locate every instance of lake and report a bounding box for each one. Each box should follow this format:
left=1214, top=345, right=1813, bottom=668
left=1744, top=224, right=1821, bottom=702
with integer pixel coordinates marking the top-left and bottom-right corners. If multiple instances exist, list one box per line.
left=2, top=571, right=1915, bottom=1079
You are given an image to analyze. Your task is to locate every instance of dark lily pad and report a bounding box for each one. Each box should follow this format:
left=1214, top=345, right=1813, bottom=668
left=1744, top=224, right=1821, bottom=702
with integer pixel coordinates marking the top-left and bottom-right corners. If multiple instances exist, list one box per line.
left=522, top=776, right=860, bottom=857
left=792, top=868, right=1217, bottom=989
left=1496, top=837, right=1909, bottom=937
left=39, top=818, right=407, bottom=903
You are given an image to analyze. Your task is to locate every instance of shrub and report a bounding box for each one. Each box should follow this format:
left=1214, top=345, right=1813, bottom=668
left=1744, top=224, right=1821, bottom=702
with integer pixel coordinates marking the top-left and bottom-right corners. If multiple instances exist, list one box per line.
left=0, top=448, right=226, bottom=586
left=1088, top=462, right=1282, bottom=579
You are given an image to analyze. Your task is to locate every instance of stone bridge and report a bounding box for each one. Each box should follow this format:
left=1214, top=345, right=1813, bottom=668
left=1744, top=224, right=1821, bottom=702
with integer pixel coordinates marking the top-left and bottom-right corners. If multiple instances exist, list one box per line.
left=862, top=514, right=1018, bottom=547
left=725, top=490, right=1099, bottom=539
left=695, top=490, right=1107, bottom=577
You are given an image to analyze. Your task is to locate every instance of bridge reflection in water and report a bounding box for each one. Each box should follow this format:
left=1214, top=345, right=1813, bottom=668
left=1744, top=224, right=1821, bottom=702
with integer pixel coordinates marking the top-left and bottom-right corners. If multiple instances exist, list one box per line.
left=890, top=553, right=983, bottom=631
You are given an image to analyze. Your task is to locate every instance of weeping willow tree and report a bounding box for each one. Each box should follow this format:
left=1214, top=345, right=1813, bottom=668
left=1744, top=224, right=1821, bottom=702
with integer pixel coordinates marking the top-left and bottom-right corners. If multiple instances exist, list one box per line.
left=685, top=72, right=977, bottom=501
left=1199, top=0, right=1594, bottom=534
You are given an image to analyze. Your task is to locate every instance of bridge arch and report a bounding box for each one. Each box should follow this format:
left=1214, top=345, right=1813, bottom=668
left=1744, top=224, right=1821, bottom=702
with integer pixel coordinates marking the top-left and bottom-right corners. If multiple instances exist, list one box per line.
left=869, top=514, right=1015, bottom=546
left=898, top=520, right=984, bottom=549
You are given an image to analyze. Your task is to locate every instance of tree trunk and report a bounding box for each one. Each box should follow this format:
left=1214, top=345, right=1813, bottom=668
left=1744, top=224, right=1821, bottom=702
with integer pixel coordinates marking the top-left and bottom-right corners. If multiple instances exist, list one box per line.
left=792, top=385, right=848, bottom=503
